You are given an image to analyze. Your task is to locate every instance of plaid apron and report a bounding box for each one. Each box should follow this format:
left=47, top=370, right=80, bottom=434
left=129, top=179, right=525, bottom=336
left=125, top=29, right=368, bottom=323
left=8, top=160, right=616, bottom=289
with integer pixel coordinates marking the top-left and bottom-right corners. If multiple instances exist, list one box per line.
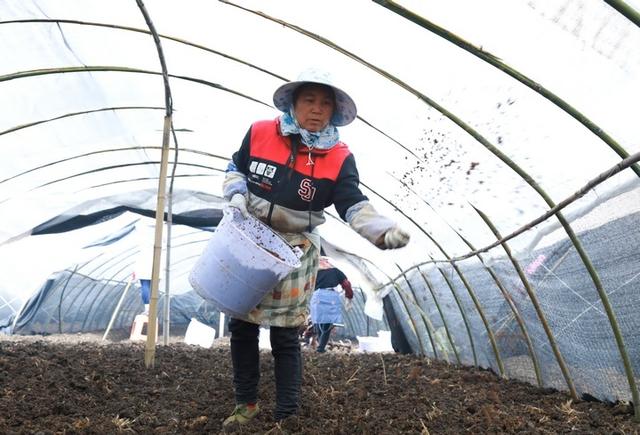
left=239, top=232, right=319, bottom=327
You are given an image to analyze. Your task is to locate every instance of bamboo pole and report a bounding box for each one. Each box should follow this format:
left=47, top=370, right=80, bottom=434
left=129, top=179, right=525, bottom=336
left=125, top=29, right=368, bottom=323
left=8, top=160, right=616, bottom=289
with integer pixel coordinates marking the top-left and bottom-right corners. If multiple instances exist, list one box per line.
left=476, top=264, right=542, bottom=387
left=380, top=151, right=640, bottom=280
left=328, top=245, right=424, bottom=356
left=56, top=266, right=78, bottom=333
left=221, top=0, right=638, bottom=177
left=389, top=273, right=462, bottom=360
left=0, top=61, right=414, bottom=162
left=397, top=266, right=439, bottom=359
left=416, top=268, right=461, bottom=365
left=436, top=265, right=477, bottom=367
left=372, top=0, right=639, bottom=177
left=388, top=280, right=426, bottom=356
left=28, top=161, right=218, bottom=190
left=449, top=261, right=505, bottom=376
left=51, top=251, right=131, bottom=320
left=0, top=106, right=163, bottom=137
left=136, top=0, right=173, bottom=369
left=0, top=146, right=226, bottom=186
left=144, top=115, right=170, bottom=367
left=472, top=205, right=578, bottom=400
left=359, top=181, right=503, bottom=373
left=555, top=221, right=640, bottom=420
left=162, top=126, right=181, bottom=345
left=64, top=280, right=102, bottom=329
left=80, top=263, right=132, bottom=331
left=0, top=18, right=287, bottom=82
left=390, top=173, right=539, bottom=382
left=358, top=5, right=640, bottom=403
left=327, top=215, right=462, bottom=359
left=213, top=4, right=639, bottom=406
left=604, top=0, right=640, bottom=27
left=162, top=210, right=172, bottom=345
left=103, top=275, right=134, bottom=341
left=0, top=66, right=269, bottom=107
left=476, top=196, right=639, bottom=415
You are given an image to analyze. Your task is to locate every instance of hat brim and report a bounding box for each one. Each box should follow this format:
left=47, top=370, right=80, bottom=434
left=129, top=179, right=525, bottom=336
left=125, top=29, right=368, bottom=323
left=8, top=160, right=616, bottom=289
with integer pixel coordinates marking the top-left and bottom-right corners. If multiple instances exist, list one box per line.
left=273, top=81, right=357, bottom=127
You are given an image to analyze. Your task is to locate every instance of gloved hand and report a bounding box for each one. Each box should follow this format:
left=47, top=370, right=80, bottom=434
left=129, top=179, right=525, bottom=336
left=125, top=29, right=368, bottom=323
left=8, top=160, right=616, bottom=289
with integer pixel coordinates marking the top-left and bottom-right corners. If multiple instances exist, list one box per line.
left=382, top=226, right=410, bottom=249
left=228, top=193, right=249, bottom=217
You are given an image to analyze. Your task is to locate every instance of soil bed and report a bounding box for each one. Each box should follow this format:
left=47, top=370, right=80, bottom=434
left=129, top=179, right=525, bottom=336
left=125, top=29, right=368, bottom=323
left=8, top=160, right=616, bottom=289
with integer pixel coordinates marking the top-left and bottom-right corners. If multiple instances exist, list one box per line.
left=0, top=333, right=637, bottom=434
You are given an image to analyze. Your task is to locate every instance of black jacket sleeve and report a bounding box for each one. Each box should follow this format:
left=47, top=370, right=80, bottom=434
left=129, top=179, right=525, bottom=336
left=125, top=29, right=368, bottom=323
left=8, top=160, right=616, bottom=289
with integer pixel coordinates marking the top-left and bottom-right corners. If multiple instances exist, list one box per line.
left=231, top=127, right=252, bottom=174
left=331, top=154, right=368, bottom=221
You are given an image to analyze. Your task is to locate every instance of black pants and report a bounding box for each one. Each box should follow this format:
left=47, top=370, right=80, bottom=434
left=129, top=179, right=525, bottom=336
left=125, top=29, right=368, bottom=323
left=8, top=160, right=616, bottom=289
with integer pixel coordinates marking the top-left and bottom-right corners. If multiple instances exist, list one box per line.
left=314, top=323, right=334, bottom=352
left=229, top=318, right=302, bottom=420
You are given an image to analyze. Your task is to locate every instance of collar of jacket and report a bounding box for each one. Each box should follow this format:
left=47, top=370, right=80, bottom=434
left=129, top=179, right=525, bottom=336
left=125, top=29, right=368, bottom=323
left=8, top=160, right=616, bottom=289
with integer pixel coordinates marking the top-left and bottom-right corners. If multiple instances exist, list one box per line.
left=276, top=117, right=339, bottom=156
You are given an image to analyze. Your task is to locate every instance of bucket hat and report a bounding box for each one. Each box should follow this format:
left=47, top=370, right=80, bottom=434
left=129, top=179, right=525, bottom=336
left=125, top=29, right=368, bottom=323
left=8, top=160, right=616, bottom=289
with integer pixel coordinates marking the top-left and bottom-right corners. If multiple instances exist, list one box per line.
left=273, top=67, right=357, bottom=126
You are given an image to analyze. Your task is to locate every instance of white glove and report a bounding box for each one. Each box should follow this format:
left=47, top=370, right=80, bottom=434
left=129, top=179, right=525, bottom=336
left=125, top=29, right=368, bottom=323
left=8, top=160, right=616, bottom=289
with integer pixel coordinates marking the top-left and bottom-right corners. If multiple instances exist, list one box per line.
left=383, top=227, right=410, bottom=249
left=228, top=193, right=249, bottom=217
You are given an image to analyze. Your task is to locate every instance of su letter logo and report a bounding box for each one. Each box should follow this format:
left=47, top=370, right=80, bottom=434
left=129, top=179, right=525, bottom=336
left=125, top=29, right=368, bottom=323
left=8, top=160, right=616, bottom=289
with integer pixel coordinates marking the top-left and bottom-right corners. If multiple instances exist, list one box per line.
left=298, top=179, right=316, bottom=202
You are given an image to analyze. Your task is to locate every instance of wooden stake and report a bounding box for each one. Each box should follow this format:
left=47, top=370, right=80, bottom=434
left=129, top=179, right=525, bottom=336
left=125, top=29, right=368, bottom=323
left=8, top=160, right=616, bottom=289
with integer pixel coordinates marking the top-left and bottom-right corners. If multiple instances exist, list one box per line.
left=144, top=115, right=171, bottom=368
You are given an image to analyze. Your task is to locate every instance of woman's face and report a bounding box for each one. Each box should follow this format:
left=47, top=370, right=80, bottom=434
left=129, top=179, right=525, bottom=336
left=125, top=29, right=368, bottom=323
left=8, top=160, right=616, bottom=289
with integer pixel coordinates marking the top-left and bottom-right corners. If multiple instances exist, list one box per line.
left=319, top=257, right=332, bottom=269
left=293, top=84, right=335, bottom=132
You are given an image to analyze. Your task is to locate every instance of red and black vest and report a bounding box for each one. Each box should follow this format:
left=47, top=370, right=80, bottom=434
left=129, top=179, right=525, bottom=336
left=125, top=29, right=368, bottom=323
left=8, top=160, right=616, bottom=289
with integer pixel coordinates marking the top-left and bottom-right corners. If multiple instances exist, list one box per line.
left=232, top=119, right=367, bottom=233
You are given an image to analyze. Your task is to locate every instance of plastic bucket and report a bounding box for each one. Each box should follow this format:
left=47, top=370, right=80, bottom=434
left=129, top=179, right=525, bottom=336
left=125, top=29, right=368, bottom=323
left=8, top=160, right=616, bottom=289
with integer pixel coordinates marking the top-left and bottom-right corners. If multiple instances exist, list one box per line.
left=189, top=207, right=302, bottom=317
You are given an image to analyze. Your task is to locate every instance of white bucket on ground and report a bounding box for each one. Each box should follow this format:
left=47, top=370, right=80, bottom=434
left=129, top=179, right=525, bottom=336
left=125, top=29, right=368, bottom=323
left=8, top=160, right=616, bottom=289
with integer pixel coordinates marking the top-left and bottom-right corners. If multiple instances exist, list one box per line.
left=184, top=318, right=216, bottom=348
left=189, top=207, right=302, bottom=317
left=356, top=336, right=378, bottom=352
left=357, top=331, right=394, bottom=353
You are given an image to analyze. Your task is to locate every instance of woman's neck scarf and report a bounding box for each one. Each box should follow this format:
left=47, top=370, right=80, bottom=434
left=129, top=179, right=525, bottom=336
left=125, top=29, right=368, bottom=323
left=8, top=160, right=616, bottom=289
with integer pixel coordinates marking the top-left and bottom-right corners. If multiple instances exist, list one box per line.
left=279, top=107, right=340, bottom=151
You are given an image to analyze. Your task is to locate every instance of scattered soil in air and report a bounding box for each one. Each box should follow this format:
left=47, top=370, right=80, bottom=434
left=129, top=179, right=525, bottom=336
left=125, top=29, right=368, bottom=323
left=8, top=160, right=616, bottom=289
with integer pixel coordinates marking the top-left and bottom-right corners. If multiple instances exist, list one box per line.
left=1, top=333, right=638, bottom=434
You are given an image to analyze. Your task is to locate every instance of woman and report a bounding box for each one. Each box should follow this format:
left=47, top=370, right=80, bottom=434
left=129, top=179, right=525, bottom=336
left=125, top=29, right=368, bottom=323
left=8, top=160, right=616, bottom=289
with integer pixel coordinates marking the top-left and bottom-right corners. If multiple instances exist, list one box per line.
left=221, top=67, right=410, bottom=429
left=310, top=256, right=353, bottom=353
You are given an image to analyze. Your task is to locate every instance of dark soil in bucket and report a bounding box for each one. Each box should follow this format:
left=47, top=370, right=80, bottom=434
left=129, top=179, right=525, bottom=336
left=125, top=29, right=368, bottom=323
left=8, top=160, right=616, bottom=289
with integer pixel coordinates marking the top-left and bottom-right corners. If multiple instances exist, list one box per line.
left=0, top=333, right=637, bottom=434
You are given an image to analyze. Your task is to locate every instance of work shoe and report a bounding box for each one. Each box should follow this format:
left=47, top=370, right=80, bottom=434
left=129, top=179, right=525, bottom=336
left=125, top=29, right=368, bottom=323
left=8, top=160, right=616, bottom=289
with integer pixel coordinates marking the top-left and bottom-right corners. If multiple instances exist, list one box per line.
left=223, top=403, right=260, bottom=429
left=277, top=415, right=300, bottom=433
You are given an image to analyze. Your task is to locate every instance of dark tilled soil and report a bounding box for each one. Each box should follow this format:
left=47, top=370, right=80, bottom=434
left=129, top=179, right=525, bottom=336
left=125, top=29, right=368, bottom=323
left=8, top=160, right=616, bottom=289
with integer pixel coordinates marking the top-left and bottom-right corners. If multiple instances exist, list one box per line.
left=0, top=334, right=638, bottom=434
